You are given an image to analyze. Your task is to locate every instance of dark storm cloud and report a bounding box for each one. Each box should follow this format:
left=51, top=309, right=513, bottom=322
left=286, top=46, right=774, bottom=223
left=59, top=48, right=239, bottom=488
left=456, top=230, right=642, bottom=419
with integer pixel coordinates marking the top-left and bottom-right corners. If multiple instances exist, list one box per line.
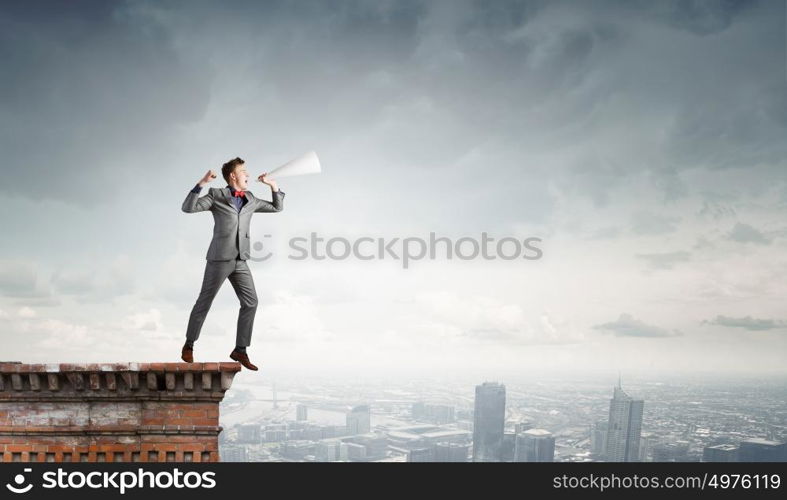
left=0, top=260, right=53, bottom=299
left=0, top=0, right=213, bottom=203
left=627, top=0, right=759, bottom=36
left=0, top=260, right=38, bottom=296
left=704, top=315, right=786, bottom=331
left=647, top=0, right=787, bottom=176
left=630, top=211, right=681, bottom=235
left=0, top=0, right=783, bottom=214
left=698, top=193, right=737, bottom=220
left=594, top=313, right=683, bottom=338
left=727, top=222, right=771, bottom=245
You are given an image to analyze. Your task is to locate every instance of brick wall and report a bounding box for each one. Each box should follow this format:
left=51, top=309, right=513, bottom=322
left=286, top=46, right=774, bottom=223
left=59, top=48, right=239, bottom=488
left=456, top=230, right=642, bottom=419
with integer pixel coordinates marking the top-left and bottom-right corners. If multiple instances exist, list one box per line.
left=0, top=362, right=240, bottom=463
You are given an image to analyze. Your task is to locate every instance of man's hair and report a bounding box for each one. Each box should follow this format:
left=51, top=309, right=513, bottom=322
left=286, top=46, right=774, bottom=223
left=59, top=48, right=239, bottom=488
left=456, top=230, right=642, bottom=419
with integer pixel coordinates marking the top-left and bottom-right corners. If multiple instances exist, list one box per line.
left=221, top=157, right=245, bottom=183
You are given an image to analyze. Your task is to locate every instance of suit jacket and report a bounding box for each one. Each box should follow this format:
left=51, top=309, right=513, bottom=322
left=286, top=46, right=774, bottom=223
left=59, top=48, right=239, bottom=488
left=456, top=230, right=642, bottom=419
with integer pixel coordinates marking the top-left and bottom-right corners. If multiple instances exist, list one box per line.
left=182, top=187, right=285, bottom=261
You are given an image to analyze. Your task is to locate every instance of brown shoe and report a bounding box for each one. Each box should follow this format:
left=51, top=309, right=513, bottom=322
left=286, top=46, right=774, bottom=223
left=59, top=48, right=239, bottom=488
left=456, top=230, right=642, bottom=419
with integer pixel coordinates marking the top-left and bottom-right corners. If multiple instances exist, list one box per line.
left=230, top=350, right=258, bottom=371
left=181, top=345, right=193, bottom=363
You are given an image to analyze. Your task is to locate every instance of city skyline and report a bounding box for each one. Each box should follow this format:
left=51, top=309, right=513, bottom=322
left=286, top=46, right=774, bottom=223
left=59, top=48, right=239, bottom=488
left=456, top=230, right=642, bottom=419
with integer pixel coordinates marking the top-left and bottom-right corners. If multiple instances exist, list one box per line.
left=215, top=372, right=786, bottom=462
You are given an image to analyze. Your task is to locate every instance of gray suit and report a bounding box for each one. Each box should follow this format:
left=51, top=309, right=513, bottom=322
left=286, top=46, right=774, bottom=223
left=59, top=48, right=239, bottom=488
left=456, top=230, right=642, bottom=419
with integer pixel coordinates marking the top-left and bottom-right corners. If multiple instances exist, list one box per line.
left=182, top=186, right=285, bottom=347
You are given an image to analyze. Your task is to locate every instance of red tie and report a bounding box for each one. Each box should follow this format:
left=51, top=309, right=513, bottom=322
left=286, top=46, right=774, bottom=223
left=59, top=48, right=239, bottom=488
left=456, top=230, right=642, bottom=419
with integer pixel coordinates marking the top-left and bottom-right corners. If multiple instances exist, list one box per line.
left=233, top=190, right=245, bottom=197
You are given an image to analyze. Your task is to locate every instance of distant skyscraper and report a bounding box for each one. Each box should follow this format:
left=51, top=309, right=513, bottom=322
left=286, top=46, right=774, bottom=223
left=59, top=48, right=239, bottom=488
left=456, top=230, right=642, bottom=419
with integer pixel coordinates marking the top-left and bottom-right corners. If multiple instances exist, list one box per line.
left=515, top=429, right=555, bottom=462
left=590, top=420, right=608, bottom=457
left=738, top=439, right=787, bottom=462
left=604, top=379, right=644, bottom=462
left=346, top=405, right=371, bottom=435
left=501, top=432, right=516, bottom=462
left=472, top=381, right=506, bottom=462
left=263, top=423, right=287, bottom=442
left=296, top=404, right=308, bottom=422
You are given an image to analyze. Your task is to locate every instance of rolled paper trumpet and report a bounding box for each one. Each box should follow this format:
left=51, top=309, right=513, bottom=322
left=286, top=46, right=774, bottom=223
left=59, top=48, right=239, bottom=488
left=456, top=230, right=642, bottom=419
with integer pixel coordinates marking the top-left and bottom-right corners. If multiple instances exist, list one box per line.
left=259, top=151, right=321, bottom=180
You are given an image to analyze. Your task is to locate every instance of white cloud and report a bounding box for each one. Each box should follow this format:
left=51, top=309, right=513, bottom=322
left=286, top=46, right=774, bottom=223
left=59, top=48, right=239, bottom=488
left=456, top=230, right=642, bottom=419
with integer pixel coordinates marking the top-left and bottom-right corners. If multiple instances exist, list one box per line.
left=261, top=291, right=335, bottom=344
left=17, top=306, right=36, bottom=319
left=123, top=308, right=163, bottom=332
left=594, top=314, right=683, bottom=338
left=412, top=291, right=583, bottom=346
left=35, top=319, right=92, bottom=349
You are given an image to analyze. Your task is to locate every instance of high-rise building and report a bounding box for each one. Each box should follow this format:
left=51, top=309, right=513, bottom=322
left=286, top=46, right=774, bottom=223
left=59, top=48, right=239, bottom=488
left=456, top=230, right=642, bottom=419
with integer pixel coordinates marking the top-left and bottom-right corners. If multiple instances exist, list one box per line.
left=315, top=439, right=341, bottom=462
left=703, top=444, right=738, bottom=462
left=501, top=432, right=516, bottom=462
left=296, top=404, right=308, bottom=422
left=472, top=381, right=506, bottom=462
left=264, top=423, right=287, bottom=442
left=638, top=434, right=652, bottom=462
left=738, top=439, right=787, bottom=462
left=514, top=429, right=555, bottom=462
left=604, top=380, right=644, bottom=462
left=590, top=420, right=608, bottom=457
left=346, top=405, right=371, bottom=435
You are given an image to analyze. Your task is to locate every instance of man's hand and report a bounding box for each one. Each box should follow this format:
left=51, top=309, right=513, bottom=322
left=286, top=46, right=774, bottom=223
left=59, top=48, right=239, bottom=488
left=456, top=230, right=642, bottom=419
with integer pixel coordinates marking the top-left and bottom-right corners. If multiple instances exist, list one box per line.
left=258, top=172, right=278, bottom=191
left=198, top=170, right=217, bottom=187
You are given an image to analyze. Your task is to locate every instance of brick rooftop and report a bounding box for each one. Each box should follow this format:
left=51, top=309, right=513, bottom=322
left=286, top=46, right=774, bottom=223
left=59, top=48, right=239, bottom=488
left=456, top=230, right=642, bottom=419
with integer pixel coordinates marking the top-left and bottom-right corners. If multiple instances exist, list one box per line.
left=0, top=362, right=242, bottom=462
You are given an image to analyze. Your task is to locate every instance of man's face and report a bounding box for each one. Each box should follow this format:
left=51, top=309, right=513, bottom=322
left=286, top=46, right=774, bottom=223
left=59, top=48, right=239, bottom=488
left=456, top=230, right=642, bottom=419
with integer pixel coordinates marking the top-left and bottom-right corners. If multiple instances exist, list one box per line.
left=231, top=165, right=249, bottom=189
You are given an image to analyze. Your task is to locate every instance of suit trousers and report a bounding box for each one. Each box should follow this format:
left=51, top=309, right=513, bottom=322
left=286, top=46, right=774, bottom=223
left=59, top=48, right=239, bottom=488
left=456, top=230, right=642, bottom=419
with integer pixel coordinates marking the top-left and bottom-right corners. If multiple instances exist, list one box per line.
left=185, top=259, right=258, bottom=347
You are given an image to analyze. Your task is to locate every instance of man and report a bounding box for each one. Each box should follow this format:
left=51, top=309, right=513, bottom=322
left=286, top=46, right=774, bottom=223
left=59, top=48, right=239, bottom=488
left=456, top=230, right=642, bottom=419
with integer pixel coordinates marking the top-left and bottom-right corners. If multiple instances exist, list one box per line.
left=180, top=157, right=285, bottom=370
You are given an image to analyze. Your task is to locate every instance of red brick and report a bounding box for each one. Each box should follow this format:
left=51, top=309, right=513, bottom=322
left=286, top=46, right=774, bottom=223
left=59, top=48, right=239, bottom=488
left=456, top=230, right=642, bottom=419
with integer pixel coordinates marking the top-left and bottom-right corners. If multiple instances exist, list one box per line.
left=0, top=362, right=234, bottom=462
left=181, top=409, right=207, bottom=418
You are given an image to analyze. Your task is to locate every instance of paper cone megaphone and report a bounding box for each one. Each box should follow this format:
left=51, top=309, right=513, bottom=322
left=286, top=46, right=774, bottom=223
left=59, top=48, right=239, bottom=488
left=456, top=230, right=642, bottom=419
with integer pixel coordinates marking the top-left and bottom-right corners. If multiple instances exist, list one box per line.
left=266, top=151, right=322, bottom=179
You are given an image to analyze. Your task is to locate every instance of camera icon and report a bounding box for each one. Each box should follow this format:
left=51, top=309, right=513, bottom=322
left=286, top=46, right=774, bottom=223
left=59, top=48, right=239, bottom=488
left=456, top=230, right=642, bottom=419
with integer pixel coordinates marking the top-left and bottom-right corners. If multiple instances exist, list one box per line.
left=6, top=468, right=33, bottom=494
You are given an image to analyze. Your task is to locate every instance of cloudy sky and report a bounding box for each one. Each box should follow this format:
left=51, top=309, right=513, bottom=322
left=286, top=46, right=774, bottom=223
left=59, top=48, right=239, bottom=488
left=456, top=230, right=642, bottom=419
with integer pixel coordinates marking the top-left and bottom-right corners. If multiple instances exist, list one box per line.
left=0, top=0, right=785, bottom=379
